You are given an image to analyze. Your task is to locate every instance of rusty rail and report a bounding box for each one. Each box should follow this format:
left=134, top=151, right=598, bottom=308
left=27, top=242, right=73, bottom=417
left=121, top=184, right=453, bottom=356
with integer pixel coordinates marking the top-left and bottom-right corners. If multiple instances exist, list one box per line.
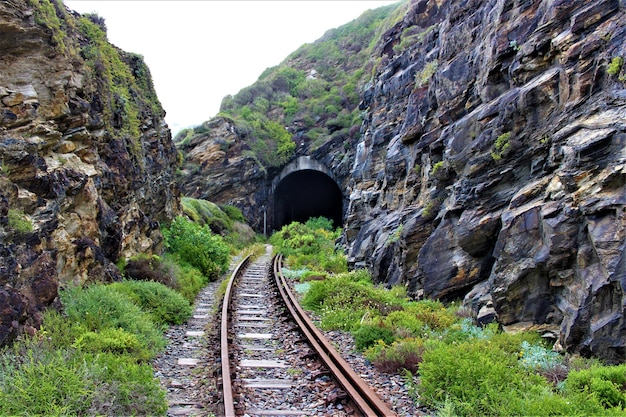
left=220, top=254, right=251, bottom=417
left=272, top=254, right=397, bottom=417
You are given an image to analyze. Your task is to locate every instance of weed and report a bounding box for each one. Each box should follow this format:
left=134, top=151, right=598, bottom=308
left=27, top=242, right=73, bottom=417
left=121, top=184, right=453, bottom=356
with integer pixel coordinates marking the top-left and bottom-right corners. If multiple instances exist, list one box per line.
left=491, top=131, right=511, bottom=161
left=608, top=56, right=624, bottom=76
left=431, top=161, right=444, bottom=176
left=415, top=60, right=439, bottom=87
left=7, top=209, right=33, bottom=234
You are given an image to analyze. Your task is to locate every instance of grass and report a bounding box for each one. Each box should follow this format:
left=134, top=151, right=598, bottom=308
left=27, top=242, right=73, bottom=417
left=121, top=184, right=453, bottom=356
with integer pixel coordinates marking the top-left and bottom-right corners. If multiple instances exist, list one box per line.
left=272, top=218, right=626, bottom=417
left=0, top=201, right=264, bottom=415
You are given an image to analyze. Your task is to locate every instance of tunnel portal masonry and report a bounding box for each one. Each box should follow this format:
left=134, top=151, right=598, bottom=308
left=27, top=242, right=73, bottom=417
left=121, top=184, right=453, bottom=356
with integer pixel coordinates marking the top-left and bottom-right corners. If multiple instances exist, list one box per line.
left=271, top=156, right=344, bottom=231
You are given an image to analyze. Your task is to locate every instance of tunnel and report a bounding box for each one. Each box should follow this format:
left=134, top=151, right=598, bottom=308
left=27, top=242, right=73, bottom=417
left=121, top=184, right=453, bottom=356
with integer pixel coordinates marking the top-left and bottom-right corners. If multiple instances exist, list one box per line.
left=273, top=169, right=343, bottom=230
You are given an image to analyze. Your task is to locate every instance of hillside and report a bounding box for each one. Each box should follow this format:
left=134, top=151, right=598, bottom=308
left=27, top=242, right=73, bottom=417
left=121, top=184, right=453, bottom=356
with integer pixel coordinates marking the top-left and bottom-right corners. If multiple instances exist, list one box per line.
left=179, top=0, right=626, bottom=362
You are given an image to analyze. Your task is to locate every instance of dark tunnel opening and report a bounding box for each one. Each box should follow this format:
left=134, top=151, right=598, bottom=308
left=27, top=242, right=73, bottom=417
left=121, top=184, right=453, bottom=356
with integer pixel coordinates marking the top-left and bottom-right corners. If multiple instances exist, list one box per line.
left=273, top=169, right=343, bottom=231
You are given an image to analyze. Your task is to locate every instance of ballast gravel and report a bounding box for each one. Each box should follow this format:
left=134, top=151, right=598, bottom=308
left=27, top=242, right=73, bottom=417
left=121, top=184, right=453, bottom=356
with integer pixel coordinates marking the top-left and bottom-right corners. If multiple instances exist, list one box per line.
left=152, top=259, right=430, bottom=416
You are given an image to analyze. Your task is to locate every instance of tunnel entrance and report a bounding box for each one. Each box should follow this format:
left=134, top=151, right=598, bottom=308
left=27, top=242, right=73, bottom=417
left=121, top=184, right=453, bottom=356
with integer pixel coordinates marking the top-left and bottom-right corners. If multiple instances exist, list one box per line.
left=273, top=169, right=343, bottom=230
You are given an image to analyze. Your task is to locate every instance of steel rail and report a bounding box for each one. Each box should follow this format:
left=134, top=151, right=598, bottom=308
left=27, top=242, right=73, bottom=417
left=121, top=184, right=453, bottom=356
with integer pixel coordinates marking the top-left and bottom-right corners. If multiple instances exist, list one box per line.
left=220, top=254, right=252, bottom=417
left=272, top=254, right=397, bottom=417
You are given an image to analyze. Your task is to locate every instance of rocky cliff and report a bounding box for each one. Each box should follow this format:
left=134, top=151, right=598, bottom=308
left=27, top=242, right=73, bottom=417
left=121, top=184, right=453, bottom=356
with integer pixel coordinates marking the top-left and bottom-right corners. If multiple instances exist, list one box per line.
left=0, top=0, right=179, bottom=344
left=181, top=0, right=625, bottom=361
left=348, top=0, right=626, bottom=361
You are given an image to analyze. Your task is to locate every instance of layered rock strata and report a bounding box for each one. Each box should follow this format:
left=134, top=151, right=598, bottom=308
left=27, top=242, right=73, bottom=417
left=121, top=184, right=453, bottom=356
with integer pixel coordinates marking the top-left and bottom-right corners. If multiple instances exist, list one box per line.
left=0, top=0, right=179, bottom=344
left=179, top=0, right=626, bottom=361
left=347, top=0, right=626, bottom=361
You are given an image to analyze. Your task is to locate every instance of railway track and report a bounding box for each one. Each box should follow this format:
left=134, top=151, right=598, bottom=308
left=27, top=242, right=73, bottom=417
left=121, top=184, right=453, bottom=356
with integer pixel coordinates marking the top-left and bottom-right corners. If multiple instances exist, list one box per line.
left=219, top=245, right=396, bottom=417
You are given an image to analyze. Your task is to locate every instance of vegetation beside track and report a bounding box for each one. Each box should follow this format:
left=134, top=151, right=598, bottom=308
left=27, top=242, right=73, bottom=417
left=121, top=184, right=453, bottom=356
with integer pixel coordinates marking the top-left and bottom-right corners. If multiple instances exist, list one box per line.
left=272, top=217, right=626, bottom=417
left=0, top=199, right=253, bottom=416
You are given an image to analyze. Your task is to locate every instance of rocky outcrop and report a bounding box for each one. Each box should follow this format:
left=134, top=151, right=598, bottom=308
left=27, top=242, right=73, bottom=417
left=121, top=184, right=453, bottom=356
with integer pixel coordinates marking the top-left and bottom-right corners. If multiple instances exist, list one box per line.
left=176, top=117, right=271, bottom=231
left=0, top=0, right=179, bottom=344
left=177, top=0, right=625, bottom=361
left=347, top=0, right=626, bottom=361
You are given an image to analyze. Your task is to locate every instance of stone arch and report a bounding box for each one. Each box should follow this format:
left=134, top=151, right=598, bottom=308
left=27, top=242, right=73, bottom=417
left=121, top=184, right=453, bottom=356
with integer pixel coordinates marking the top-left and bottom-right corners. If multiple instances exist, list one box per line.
left=272, top=156, right=343, bottom=230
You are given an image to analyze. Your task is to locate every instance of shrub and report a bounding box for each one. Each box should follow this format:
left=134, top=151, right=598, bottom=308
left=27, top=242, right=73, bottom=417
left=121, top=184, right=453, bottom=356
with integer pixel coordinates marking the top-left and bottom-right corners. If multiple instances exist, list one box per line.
left=163, top=215, right=230, bottom=279
left=491, top=131, right=511, bottom=161
left=7, top=209, right=33, bottom=233
left=401, top=299, right=457, bottom=331
left=383, top=310, right=427, bottom=337
left=354, top=324, right=396, bottom=351
left=419, top=338, right=549, bottom=416
left=73, top=327, right=143, bottom=357
left=88, top=352, right=167, bottom=416
left=364, top=338, right=425, bottom=373
left=271, top=219, right=346, bottom=272
left=60, top=284, right=166, bottom=359
left=182, top=197, right=232, bottom=234
left=221, top=204, right=246, bottom=222
left=108, top=280, right=193, bottom=326
left=166, top=254, right=209, bottom=302
left=123, top=254, right=176, bottom=287
left=0, top=341, right=96, bottom=416
left=565, top=364, right=626, bottom=409
left=608, top=56, right=624, bottom=76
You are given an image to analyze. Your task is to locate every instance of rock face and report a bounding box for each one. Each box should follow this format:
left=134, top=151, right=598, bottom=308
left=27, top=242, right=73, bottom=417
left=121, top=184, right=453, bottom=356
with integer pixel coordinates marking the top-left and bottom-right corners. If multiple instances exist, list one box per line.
left=0, top=1, right=179, bottom=344
left=181, top=0, right=626, bottom=361
left=347, top=0, right=626, bottom=361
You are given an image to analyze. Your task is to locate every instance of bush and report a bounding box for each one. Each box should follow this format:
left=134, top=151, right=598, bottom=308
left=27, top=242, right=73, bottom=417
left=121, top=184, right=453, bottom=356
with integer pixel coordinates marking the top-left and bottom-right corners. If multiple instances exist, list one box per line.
left=354, top=324, right=396, bottom=351
left=565, top=364, right=626, bottom=409
left=61, top=284, right=166, bottom=359
left=108, top=280, right=193, bottom=326
left=73, top=327, right=143, bottom=357
left=419, top=339, right=548, bottom=416
left=163, top=215, right=230, bottom=279
left=123, top=254, right=176, bottom=287
left=383, top=310, right=427, bottom=337
left=221, top=204, right=246, bottom=222
left=166, top=254, right=208, bottom=303
left=364, top=338, right=425, bottom=373
left=0, top=341, right=96, bottom=416
left=88, top=353, right=167, bottom=416
left=0, top=334, right=167, bottom=416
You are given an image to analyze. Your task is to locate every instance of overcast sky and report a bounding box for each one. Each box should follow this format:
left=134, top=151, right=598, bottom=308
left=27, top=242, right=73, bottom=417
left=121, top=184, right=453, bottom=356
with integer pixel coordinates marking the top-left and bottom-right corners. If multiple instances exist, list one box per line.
left=63, top=1, right=398, bottom=135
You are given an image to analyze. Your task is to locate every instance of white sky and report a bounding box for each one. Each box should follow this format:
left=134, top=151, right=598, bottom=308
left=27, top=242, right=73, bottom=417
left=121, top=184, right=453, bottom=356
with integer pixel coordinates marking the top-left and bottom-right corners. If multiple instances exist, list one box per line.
left=63, top=1, right=398, bottom=135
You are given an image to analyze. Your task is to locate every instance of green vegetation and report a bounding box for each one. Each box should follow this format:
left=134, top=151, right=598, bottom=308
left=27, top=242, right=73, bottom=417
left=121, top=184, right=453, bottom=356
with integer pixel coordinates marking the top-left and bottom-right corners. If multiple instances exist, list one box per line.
left=179, top=3, right=401, bottom=169
left=431, top=160, right=444, bottom=176
left=273, top=219, right=626, bottom=417
left=163, top=215, right=230, bottom=279
left=7, top=209, right=33, bottom=234
left=77, top=13, right=163, bottom=162
left=415, top=59, right=439, bottom=87
left=108, top=280, right=193, bottom=326
left=29, top=0, right=74, bottom=56
left=270, top=217, right=346, bottom=273
left=394, top=24, right=438, bottom=54
left=608, top=56, right=624, bottom=76
left=0, top=197, right=261, bottom=415
left=386, top=224, right=403, bottom=246
left=181, top=197, right=255, bottom=251
left=608, top=56, right=625, bottom=81
left=491, top=131, right=512, bottom=162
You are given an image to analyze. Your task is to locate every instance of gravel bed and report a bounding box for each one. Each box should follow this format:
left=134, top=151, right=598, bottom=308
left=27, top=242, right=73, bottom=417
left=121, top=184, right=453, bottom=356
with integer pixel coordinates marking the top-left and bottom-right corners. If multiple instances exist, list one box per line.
left=152, top=278, right=222, bottom=417
left=321, top=328, right=432, bottom=416
left=153, top=254, right=433, bottom=416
